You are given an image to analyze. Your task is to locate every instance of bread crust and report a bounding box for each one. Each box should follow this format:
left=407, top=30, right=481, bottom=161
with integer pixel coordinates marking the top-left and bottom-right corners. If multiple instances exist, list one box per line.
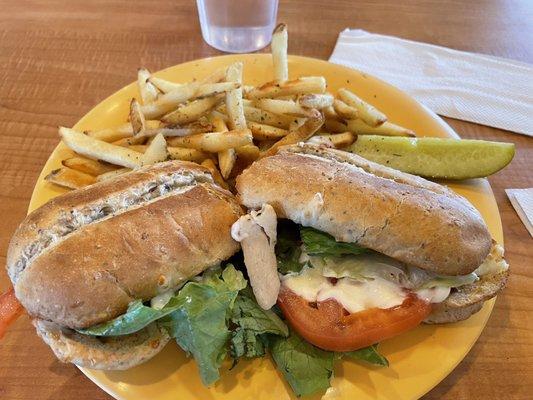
left=236, top=143, right=492, bottom=275
left=34, top=319, right=170, bottom=370
left=9, top=161, right=243, bottom=328
left=425, top=269, right=508, bottom=323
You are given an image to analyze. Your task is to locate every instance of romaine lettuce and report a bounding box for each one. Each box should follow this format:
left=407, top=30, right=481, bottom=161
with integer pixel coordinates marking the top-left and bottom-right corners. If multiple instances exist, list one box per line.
left=300, top=227, right=367, bottom=257
left=269, top=329, right=335, bottom=397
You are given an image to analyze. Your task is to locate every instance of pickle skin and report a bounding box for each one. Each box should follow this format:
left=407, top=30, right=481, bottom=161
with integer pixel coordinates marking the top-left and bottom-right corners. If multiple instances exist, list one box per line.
left=348, top=136, right=515, bottom=180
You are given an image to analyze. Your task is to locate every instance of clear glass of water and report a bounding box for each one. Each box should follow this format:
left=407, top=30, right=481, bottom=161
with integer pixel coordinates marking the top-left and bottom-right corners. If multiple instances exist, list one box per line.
left=196, top=0, right=279, bottom=53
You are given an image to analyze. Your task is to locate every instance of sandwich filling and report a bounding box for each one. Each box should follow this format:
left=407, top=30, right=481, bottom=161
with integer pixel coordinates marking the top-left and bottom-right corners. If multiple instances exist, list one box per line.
left=279, top=225, right=507, bottom=314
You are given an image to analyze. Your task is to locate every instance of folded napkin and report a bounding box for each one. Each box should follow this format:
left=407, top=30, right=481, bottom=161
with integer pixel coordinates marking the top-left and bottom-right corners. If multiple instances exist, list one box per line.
left=329, top=29, right=533, bottom=136
left=506, top=188, right=533, bottom=237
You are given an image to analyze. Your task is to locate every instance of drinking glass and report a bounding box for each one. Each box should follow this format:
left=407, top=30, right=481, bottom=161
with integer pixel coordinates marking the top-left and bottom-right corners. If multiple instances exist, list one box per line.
left=196, top=0, right=279, bottom=53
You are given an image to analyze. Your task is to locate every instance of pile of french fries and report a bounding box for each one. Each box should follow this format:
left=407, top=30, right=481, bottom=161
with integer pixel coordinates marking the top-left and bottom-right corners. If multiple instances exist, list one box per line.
left=46, top=23, right=415, bottom=191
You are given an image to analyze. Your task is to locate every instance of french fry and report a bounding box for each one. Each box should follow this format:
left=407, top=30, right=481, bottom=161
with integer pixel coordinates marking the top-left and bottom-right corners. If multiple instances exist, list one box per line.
left=168, top=147, right=210, bottom=162
left=235, top=144, right=260, bottom=163
left=338, top=88, right=387, bottom=127
left=245, top=76, right=326, bottom=100
left=248, top=121, right=288, bottom=140
left=211, top=116, right=236, bottom=179
left=271, top=23, right=288, bottom=82
left=45, top=167, right=96, bottom=190
left=140, top=82, right=236, bottom=119
left=201, top=159, right=229, bottom=190
left=136, top=124, right=214, bottom=140
left=148, top=77, right=184, bottom=93
left=96, top=168, right=131, bottom=182
left=141, top=133, right=168, bottom=166
left=323, top=105, right=342, bottom=121
left=289, top=117, right=307, bottom=131
left=324, top=118, right=348, bottom=133
left=254, top=98, right=312, bottom=117
left=60, top=127, right=143, bottom=169
left=210, top=109, right=229, bottom=123
left=308, top=132, right=356, bottom=148
left=137, top=68, right=159, bottom=104
left=62, top=156, right=116, bottom=176
left=262, top=109, right=324, bottom=157
left=243, top=106, right=293, bottom=129
left=257, top=140, right=278, bottom=152
left=162, top=96, right=222, bottom=125
left=194, top=82, right=239, bottom=99
left=346, top=119, right=415, bottom=137
left=298, top=94, right=334, bottom=109
left=127, top=145, right=147, bottom=153
left=333, top=98, right=359, bottom=119
left=86, top=121, right=161, bottom=142
left=129, top=98, right=147, bottom=136
left=168, top=129, right=253, bottom=152
left=149, top=68, right=227, bottom=95
left=140, top=83, right=199, bottom=119
left=225, top=62, right=247, bottom=130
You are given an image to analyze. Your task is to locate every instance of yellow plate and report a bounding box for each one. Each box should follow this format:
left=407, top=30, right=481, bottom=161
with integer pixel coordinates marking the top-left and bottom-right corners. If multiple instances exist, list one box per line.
left=28, top=55, right=503, bottom=400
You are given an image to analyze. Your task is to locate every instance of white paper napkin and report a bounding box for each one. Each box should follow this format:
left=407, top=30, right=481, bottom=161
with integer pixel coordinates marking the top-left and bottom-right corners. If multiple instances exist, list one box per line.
left=506, top=188, right=533, bottom=237
left=329, top=29, right=533, bottom=136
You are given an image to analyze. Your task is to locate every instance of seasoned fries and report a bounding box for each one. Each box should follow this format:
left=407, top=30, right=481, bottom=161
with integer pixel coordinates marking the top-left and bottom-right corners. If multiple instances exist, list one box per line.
left=52, top=23, right=416, bottom=193
left=201, top=159, right=229, bottom=190
left=162, top=96, right=222, bottom=125
left=271, top=23, right=288, bottom=82
left=141, top=133, right=168, bottom=166
left=262, top=109, right=324, bottom=157
left=62, top=156, right=116, bottom=176
left=168, top=147, right=210, bottom=162
left=298, top=94, right=334, bottom=109
left=168, top=129, right=252, bottom=152
left=96, top=168, right=131, bottom=182
left=338, top=88, right=387, bottom=127
left=254, top=98, right=311, bottom=117
left=137, top=68, right=159, bottom=104
left=333, top=99, right=359, bottom=119
left=60, top=127, right=143, bottom=169
left=346, top=119, right=415, bottom=137
left=248, top=121, right=288, bottom=140
left=148, top=77, right=183, bottom=94
left=45, top=167, right=96, bottom=189
left=246, top=77, right=327, bottom=100
left=129, top=98, right=147, bottom=136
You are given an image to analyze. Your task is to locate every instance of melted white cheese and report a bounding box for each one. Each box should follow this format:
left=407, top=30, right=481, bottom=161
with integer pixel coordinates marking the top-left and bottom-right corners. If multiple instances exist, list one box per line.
left=282, top=266, right=406, bottom=313
left=474, top=243, right=508, bottom=276
left=150, top=290, right=174, bottom=310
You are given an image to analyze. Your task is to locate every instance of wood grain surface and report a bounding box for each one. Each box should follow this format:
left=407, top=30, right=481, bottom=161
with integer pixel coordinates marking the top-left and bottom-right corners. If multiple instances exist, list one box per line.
left=0, top=1, right=531, bottom=399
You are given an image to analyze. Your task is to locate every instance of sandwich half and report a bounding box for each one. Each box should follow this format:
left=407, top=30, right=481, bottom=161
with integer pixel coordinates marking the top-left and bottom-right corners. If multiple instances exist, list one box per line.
left=6, top=161, right=243, bottom=370
left=235, top=143, right=508, bottom=352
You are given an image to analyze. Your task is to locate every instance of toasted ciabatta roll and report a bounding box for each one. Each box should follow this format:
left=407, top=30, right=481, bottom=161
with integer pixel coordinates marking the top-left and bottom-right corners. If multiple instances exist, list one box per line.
left=6, top=161, right=243, bottom=369
left=236, top=143, right=508, bottom=323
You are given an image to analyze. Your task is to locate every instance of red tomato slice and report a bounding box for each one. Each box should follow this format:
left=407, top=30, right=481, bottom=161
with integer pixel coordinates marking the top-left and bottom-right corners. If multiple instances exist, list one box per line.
left=0, top=288, right=24, bottom=340
left=277, top=285, right=431, bottom=352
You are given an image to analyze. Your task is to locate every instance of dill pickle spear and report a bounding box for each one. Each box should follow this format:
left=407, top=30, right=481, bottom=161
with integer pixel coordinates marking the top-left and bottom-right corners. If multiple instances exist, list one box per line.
left=348, top=136, right=515, bottom=179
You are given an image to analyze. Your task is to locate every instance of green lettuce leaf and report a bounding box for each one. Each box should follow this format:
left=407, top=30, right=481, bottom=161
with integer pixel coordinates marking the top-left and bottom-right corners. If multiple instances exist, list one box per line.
left=269, top=329, right=335, bottom=397
left=77, top=297, right=184, bottom=336
left=419, top=273, right=478, bottom=289
left=342, top=344, right=389, bottom=366
left=230, top=288, right=288, bottom=359
left=276, top=226, right=304, bottom=274
left=159, top=265, right=246, bottom=386
left=300, top=227, right=367, bottom=257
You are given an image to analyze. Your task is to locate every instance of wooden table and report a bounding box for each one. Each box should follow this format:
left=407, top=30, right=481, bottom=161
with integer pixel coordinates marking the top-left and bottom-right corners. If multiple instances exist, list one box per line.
left=0, top=1, right=531, bottom=398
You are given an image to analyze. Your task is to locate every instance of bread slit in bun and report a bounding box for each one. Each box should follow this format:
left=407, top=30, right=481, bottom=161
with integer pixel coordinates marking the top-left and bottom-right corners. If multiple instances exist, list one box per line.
left=7, top=161, right=243, bottom=329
